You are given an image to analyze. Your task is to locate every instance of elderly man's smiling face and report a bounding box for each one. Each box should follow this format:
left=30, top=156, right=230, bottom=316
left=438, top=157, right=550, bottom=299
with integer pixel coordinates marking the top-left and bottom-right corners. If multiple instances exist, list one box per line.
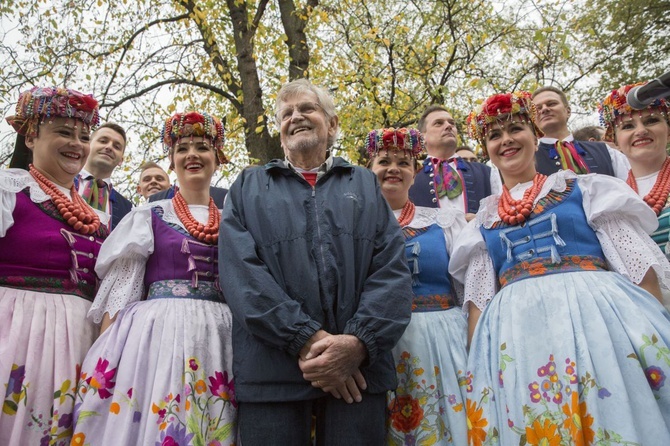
left=278, top=91, right=338, bottom=157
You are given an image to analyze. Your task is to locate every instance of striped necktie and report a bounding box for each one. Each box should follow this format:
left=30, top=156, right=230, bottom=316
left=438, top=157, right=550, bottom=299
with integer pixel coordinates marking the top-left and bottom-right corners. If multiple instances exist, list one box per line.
left=80, top=176, right=110, bottom=212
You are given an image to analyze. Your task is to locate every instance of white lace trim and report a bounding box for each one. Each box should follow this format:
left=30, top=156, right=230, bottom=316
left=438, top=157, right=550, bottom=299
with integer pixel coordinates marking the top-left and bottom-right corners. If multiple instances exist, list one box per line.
left=476, top=170, right=576, bottom=229
left=592, top=215, right=670, bottom=298
left=0, top=169, right=55, bottom=203
left=462, top=247, right=497, bottom=314
left=88, top=254, right=146, bottom=323
left=405, top=206, right=439, bottom=229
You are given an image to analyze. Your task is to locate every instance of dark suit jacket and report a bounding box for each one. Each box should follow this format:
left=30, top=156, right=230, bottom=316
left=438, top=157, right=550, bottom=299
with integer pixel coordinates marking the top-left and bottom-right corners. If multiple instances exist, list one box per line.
left=73, top=175, right=133, bottom=230
left=409, top=157, right=493, bottom=213
left=110, top=190, right=133, bottom=229
left=536, top=140, right=614, bottom=177
left=148, top=185, right=228, bottom=209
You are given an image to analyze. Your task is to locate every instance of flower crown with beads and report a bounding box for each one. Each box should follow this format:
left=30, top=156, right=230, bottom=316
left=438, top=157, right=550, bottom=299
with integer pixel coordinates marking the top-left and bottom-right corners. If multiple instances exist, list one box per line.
left=161, top=111, right=227, bottom=164
left=467, top=91, right=539, bottom=152
left=365, top=127, right=425, bottom=158
left=598, top=82, right=669, bottom=141
left=5, top=86, right=100, bottom=137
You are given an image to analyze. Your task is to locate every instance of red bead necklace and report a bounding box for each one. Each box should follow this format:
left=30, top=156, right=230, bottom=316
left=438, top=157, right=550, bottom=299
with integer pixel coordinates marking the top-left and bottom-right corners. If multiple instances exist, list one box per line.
left=498, top=173, right=548, bottom=225
left=29, top=164, right=101, bottom=235
left=172, top=191, right=220, bottom=244
left=626, top=157, right=670, bottom=216
left=397, top=200, right=416, bottom=227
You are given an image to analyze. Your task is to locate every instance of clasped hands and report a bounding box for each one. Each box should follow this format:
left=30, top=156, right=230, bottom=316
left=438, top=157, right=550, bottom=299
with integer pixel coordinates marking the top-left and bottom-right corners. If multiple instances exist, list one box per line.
left=298, top=329, right=367, bottom=404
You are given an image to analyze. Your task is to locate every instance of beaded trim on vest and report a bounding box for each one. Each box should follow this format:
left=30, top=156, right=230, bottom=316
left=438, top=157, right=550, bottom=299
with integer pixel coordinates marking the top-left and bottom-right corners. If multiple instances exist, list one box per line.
left=146, top=279, right=223, bottom=302
left=0, top=276, right=97, bottom=301
left=499, top=255, right=608, bottom=288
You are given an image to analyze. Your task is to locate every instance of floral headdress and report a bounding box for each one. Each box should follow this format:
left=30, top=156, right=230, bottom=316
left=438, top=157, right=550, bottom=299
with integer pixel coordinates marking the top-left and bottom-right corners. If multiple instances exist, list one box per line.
left=365, top=127, right=425, bottom=158
left=467, top=91, right=538, bottom=153
left=598, top=82, right=669, bottom=141
left=6, top=86, right=100, bottom=137
left=161, top=111, right=227, bottom=164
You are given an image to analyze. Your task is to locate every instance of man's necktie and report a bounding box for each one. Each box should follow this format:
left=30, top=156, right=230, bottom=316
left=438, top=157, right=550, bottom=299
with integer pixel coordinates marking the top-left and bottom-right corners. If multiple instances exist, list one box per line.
left=80, top=176, right=109, bottom=212
left=431, top=158, right=463, bottom=199
left=553, top=141, right=590, bottom=174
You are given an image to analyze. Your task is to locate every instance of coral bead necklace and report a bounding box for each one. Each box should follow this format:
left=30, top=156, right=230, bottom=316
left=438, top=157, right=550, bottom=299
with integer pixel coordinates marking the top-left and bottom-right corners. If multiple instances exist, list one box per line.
left=397, top=200, right=416, bottom=227
left=626, top=157, right=670, bottom=216
left=498, top=173, right=548, bottom=225
left=29, top=164, right=101, bottom=235
left=172, top=191, right=220, bottom=244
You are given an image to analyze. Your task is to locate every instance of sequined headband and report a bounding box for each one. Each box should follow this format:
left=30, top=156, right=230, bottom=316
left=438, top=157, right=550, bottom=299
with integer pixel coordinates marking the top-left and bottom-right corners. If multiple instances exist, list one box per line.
left=5, top=86, right=100, bottom=137
left=598, top=82, right=669, bottom=141
left=467, top=91, right=539, bottom=151
left=161, top=111, right=227, bottom=164
left=365, top=128, right=424, bottom=158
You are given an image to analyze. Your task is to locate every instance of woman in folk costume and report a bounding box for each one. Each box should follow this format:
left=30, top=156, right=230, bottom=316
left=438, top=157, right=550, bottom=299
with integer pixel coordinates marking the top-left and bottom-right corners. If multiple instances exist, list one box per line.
left=599, top=83, right=670, bottom=259
left=71, top=111, right=236, bottom=445
left=0, top=86, right=108, bottom=445
left=366, top=128, right=468, bottom=445
left=449, top=91, right=670, bottom=444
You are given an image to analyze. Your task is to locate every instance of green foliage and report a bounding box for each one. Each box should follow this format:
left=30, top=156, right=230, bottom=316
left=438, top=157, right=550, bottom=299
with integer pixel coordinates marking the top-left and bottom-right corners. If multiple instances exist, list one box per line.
left=0, top=0, right=665, bottom=192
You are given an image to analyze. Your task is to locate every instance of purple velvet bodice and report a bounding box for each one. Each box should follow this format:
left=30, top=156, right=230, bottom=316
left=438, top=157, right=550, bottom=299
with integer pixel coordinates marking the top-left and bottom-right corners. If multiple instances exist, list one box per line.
left=0, top=191, right=108, bottom=300
left=144, top=209, right=219, bottom=290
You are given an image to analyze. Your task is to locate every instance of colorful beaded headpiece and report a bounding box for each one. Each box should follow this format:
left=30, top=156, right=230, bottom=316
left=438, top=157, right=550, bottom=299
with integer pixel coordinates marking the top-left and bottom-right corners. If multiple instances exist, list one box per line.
left=5, top=86, right=100, bottom=137
left=161, top=111, right=227, bottom=164
left=365, top=128, right=425, bottom=158
left=467, top=91, right=539, bottom=153
left=598, top=82, right=669, bottom=141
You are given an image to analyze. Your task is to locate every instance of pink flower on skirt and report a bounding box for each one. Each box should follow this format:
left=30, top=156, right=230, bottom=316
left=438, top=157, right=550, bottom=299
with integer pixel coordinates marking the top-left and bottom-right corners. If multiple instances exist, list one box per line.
left=86, top=358, right=117, bottom=399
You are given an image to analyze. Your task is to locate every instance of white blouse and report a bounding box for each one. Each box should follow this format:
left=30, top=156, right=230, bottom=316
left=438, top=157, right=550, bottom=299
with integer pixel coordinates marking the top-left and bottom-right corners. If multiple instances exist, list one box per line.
left=0, top=168, right=109, bottom=236
left=87, top=199, right=214, bottom=323
left=449, top=170, right=670, bottom=313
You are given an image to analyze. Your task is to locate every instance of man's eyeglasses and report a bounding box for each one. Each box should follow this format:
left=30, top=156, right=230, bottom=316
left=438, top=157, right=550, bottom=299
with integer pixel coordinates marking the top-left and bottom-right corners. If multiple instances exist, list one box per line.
left=277, top=102, right=322, bottom=122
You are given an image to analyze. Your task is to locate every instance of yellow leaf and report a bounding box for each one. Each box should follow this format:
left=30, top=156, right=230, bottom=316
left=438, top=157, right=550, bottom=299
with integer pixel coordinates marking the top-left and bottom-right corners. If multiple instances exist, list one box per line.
left=255, top=125, right=264, bottom=134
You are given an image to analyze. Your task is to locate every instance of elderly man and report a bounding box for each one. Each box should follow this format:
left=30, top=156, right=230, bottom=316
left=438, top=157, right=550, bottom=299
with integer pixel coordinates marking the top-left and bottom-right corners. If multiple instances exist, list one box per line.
left=408, top=105, right=500, bottom=221
left=532, top=86, right=628, bottom=178
left=219, top=79, right=412, bottom=445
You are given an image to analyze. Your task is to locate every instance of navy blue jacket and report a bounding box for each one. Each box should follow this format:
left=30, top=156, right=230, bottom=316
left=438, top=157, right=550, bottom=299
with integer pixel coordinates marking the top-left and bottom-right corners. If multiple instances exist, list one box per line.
left=110, top=190, right=133, bottom=229
left=409, top=158, right=493, bottom=213
left=537, top=140, right=614, bottom=176
left=219, top=157, right=412, bottom=402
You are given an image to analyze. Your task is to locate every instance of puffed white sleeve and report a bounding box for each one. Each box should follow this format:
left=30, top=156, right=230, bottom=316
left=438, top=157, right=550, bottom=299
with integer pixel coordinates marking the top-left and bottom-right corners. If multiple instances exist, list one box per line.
left=448, top=219, right=498, bottom=315
left=437, top=208, right=468, bottom=303
left=88, top=205, right=155, bottom=323
left=0, top=189, right=16, bottom=238
left=580, top=174, right=670, bottom=294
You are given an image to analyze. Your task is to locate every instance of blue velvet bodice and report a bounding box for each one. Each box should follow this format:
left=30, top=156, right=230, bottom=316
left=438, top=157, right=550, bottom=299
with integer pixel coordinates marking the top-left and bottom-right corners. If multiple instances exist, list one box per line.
left=404, top=223, right=456, bottom=312
left=480, top=180, right=607, bottom=287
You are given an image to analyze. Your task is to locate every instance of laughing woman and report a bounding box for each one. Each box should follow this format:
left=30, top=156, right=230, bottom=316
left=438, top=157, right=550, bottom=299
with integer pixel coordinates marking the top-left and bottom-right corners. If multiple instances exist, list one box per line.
left=366, top=128, right=468, bottom=445
left=450, top=92, right=670, bottom=444
left=599, top=83, right=670, bottom=258
left=71, top=112, right=236, bottom=445
left=0, top=87, right=107, bottom=445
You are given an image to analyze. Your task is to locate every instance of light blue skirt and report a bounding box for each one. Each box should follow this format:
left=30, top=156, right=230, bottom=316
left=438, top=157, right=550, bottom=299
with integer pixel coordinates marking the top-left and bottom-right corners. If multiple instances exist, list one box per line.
left=465, top=270, right=670, bottom=445
left=388, top=308, right=468, bottom=445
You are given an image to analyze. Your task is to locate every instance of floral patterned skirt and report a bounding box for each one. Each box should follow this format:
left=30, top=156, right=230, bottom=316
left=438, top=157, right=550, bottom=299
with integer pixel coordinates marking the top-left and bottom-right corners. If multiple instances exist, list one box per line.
left=0, top=286, right=96, bottom=445
left=465, top=270, right=670, bottom=445
left=387, top=308, right=468, bottom=445
left=72, top=296, right=237, bottom=445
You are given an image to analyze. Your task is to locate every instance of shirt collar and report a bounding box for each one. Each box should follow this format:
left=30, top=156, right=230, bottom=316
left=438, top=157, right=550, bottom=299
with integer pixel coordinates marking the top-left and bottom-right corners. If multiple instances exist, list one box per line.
left=79, top=168, right=113, bottom=187
left=539, top=134, right=574, bottom=145
left=284, top=151, right=333, bottom=173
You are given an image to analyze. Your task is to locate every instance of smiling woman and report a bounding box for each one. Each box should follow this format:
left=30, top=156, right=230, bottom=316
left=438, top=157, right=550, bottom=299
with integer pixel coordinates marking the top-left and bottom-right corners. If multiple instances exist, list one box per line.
left=367, top=128, right=469, bottom=446
left=71, top=111, right=237, bottom=444
left=0, top=86, right=109, bottom=446
left=449, top=91, right=670, bottom=444
left=599, top=83, right=670, bottom=258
